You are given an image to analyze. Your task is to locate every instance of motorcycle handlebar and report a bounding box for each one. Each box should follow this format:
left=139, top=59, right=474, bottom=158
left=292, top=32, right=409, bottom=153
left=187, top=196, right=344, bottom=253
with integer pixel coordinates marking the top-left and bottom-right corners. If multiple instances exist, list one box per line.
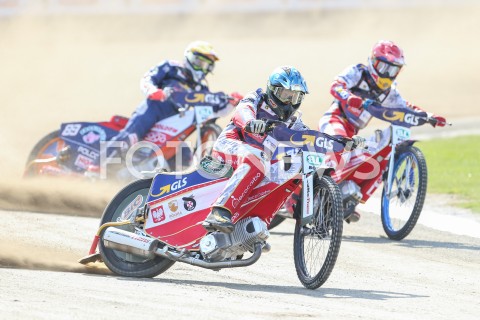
left=244, top=119, right=365, bottom=150
left=427, top=117, right=451, bottom=127
left=363, top=99, right=451, bottom=127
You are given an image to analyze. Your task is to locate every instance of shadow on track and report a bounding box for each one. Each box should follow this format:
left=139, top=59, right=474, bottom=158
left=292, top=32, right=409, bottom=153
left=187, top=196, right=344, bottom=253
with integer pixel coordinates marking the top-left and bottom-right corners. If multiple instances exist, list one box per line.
left=108, top=276, right=427, bottom=300
left=343, top=235, right=480, bottom=251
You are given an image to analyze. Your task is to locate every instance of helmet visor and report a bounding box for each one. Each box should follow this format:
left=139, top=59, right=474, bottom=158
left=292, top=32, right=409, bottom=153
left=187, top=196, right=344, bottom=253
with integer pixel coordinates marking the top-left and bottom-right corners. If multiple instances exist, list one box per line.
left=373, top=58, right=402, bottom=78
left=272, top=87, right=305, bottom=105
left=190, top=55, right=215, bottom=74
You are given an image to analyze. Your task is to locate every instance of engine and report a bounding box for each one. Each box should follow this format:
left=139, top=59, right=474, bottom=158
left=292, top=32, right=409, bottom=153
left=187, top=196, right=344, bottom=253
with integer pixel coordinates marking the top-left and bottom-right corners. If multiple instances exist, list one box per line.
left=199, top=217, right=269, bottom=262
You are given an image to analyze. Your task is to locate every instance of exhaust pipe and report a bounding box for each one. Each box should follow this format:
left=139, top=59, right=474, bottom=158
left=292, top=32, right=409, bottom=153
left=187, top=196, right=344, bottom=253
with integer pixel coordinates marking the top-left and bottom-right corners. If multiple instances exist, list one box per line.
left=103, top=227, right=158, bottom=259
left=103, top=227, right=264, bottom=270
left=154, top=243, right=263, bottom=269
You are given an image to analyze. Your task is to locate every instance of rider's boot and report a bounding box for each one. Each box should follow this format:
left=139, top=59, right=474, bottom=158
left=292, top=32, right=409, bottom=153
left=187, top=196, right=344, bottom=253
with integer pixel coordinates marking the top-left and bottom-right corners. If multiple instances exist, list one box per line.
left=204, top=160, right=265, bottom=233
left=203, top=207, right=234, bottom=233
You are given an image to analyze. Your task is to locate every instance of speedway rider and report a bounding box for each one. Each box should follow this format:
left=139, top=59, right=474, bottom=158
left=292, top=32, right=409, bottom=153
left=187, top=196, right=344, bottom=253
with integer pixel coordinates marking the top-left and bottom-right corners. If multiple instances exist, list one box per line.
left=318, top=40, right=446, bottom=223
left=107, top=41, right=241, bottom=159
left=203, top=66, right=309, bottom=233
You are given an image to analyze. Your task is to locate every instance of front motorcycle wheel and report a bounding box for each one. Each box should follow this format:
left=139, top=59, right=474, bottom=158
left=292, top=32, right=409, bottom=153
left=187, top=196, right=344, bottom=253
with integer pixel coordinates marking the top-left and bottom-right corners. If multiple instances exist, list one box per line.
left=381, top=145, right=427, bottom=240
left=293, top=175, right=343, bottom=289
left=99, top=178, right=175, bottom=277
left=195, top=122, right=222, bottom=158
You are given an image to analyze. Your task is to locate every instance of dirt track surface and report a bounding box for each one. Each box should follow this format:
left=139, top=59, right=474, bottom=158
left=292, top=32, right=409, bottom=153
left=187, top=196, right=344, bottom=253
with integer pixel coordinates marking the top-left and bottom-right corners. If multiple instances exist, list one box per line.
left=0, top=205, right=479, bottom=320
left=1, top=4, right=480, bottom=320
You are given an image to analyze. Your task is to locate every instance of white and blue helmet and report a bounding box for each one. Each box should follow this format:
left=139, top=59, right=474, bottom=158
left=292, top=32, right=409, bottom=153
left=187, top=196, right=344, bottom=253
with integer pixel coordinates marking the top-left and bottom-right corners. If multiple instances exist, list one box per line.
left=266, top=66, right=309, bottom=120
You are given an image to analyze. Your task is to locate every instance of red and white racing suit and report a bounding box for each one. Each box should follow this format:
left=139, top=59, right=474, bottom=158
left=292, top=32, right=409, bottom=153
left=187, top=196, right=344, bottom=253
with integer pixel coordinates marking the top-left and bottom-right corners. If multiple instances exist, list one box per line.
left=319, top=63, right=424, bottom=137
left=211, top=88, right=307, bottom=215
left=318, top=64, right=425, bottom=181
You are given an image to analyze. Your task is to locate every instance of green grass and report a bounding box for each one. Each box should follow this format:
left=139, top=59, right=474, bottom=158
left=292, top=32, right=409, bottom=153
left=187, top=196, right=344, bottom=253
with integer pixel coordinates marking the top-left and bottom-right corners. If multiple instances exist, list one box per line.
left=416, top=135, right=480, bottom=212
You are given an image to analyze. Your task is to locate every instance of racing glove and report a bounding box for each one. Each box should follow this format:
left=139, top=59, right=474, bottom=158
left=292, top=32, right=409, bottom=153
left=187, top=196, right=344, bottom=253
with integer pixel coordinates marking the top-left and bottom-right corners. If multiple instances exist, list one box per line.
left=246, top=119, right=267, bottom=134
left=352, top=135, right=367, bottom=149
left=147, top=88, right=166, bottom=101
left=217, top=93, right=231, bottom=111
left=347, top=94, right=363, bottom=109
left=229, top=92, right=243, bottom=107
left=428, top=114, right=447, bottom=127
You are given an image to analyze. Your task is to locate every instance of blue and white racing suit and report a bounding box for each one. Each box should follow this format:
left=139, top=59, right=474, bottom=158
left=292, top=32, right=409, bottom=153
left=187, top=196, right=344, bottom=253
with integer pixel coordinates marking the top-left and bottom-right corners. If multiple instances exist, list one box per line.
left=112, top=60, right=211, bottom=146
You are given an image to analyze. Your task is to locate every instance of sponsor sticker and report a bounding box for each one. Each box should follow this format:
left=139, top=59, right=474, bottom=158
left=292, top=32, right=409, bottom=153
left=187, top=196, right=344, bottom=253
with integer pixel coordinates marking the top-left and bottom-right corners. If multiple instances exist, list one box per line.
left=168, top=200, right=179, bottom=212
left=182, top=195, right=196, bottom=211
left=120, top=194, right=144, bottom=220
left=79, top=125, right=107, bottom=144
left=152, top=123, right=178, bottom=134
left=151, top=205, right=165, bottom=223
left=74, top=154, right=93, bottom=169
left=77, top=146, right=99, bottom=160
left=152, top=177, right=188, bottom=197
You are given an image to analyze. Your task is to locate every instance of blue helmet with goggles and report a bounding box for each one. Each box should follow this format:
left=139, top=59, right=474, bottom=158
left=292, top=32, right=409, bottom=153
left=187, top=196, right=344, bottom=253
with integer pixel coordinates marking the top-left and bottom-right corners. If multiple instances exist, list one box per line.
left=266, top=66, right=309, bottom=121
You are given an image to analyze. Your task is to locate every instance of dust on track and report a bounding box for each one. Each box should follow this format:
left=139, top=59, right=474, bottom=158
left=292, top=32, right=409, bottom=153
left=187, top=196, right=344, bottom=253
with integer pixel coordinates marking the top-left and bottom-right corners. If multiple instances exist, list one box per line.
left=0, top=242, right=111, bottom=274
left=0, top=177, right=121, bottom=217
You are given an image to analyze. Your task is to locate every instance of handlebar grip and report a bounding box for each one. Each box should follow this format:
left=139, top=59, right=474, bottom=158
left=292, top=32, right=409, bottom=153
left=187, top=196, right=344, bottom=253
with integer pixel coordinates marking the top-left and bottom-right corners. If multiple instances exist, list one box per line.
left=427, top=117, right=438, bottom=126
left=244, top=124, right=253, bottom=134
left=341, top=138, right=369, bottom=151
left=244, top=119, right=279, bottom=135
left=361, top=99, right=375, bottom=109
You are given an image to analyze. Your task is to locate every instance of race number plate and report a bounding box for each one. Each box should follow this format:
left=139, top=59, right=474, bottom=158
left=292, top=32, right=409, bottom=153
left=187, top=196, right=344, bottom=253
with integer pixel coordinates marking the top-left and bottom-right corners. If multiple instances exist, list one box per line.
left=194, top=106, right=214, bottom=123
left=391, top=125, right=411, bottom=144
left=302, top=152, right=326, bottom=174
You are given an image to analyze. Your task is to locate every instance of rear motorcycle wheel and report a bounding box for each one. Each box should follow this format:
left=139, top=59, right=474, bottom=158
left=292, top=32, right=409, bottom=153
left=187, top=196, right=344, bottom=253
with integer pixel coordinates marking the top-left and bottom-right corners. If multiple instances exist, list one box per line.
left=293, top=175, right=343, bottom=289
left=99, top=178, right=175, bottom=277
left=24, top=130, right=65, bottom=177
left=381, top=145, right=427, bottom=240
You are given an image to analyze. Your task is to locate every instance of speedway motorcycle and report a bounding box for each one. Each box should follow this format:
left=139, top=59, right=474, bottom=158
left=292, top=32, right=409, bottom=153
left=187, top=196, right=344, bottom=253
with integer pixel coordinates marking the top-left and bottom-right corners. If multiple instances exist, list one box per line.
left=24, top=91, right=234, bottom=181
left=269, top=101, right=449, bottom=241
left=79, top=120, right=360, bottom=289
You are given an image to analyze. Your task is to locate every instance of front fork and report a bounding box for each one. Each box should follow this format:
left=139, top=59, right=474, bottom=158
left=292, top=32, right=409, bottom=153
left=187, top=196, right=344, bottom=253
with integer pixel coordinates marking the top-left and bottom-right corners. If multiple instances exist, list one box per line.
left=384, top=140, right=416, bottom=200
left=300, top=172, right=314, bottom=226
left=196, top=121, right=202, bottom=153
left=385, top=143, right=396, bottom=198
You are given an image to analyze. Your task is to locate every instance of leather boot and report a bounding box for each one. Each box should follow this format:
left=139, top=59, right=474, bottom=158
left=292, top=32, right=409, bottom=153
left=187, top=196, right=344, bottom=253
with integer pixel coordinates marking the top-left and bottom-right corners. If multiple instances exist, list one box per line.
left=202, top=207, right=234, bottom=233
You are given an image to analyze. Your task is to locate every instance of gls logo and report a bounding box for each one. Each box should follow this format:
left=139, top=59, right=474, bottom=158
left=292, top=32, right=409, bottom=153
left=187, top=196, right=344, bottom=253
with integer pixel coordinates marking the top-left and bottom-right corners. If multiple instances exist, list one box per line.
left=170, top=177, right=188, bottom=191
left=383, top=111, right=419, bottom=125
left=404, top=114, right=419, bottom=125
left=205, top=94, right=221, bottom=104
left=290, top=134, right=334, bottom=150
left=185, top=93, right=220, bottom=104
left=152, top=177, right=188, bottom=197
left=315, top=137, right=334, bottom=150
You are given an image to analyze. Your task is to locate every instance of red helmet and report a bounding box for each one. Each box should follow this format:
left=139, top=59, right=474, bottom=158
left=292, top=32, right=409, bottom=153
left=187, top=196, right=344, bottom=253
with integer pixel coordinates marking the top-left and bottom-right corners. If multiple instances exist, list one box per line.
left=368, top=40, right=405, bottom=90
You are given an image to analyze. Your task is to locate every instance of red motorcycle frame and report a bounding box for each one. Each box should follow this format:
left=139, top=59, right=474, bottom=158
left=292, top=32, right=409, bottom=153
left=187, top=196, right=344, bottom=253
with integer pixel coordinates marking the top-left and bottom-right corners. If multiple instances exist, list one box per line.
left=79, top=121, right=359, bottom=289
left=271, top=102, right=448, bottom=240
